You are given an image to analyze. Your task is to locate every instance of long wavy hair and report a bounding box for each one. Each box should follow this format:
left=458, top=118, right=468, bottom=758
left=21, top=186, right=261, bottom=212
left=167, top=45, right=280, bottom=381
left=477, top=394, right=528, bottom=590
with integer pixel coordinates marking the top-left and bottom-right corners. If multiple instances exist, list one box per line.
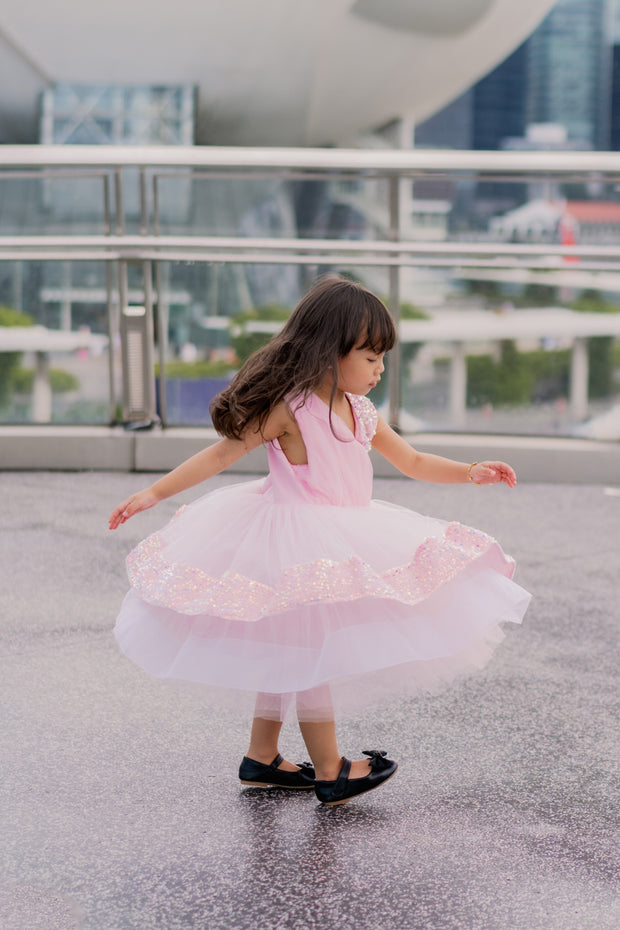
left=210, top=276, right=396, bottom=440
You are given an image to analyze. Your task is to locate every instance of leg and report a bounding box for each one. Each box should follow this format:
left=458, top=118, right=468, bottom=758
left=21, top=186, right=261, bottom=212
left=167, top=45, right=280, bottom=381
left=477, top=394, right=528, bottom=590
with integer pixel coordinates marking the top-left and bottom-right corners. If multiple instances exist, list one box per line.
left=298, top=720, right=371, bottom=782
left=245, top=692, right=299, bottom=772
left=246, top=716, right=300, bottom=772
left=296, top=685, right=371, bottom=781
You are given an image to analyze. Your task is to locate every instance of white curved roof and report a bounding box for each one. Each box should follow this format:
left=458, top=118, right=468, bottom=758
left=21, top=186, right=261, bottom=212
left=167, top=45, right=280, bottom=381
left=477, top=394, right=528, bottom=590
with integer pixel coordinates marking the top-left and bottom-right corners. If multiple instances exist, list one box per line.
left=0, top=1, right=556, bottom=145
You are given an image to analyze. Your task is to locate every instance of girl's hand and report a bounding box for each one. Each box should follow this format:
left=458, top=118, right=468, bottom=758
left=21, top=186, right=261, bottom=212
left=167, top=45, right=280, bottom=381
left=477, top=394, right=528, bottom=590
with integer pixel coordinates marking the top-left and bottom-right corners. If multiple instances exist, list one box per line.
left=470, top=461, right=517, bottom=488
left=108, top=488, right=160, bottom=530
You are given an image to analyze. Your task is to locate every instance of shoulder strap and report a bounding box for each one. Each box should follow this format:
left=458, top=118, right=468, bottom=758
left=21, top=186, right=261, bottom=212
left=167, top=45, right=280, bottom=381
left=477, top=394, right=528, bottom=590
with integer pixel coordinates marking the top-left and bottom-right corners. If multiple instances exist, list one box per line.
left=347, top=393, right=378, bottom=449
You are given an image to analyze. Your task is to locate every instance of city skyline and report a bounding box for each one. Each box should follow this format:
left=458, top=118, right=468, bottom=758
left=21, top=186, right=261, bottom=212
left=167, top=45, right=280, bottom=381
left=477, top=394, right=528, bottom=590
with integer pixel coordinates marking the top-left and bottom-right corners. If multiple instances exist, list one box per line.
left=417, top=0, right=619, bottom=152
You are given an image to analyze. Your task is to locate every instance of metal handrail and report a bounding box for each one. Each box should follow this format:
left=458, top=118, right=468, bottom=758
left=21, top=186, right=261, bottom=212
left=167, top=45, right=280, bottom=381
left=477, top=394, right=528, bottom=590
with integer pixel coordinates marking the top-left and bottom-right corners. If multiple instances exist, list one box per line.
left=3, top=234, right=620, bottom=257
left=3, top=145, right=620, bottom=430
left=2, top=144, right=620, bottom=175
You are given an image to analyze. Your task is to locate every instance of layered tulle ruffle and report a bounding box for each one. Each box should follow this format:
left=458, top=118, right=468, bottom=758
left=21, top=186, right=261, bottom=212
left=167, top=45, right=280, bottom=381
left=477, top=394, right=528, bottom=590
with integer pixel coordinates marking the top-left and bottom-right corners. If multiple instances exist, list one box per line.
left=114, top=479, right=530, bottom=717
left=127, top=513, right=511, bottom=621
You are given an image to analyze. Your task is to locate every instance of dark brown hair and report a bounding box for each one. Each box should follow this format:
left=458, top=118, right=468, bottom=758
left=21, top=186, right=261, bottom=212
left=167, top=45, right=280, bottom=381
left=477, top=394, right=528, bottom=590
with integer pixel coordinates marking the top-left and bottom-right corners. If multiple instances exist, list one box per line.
left=210, top=275, right=396, bottom=439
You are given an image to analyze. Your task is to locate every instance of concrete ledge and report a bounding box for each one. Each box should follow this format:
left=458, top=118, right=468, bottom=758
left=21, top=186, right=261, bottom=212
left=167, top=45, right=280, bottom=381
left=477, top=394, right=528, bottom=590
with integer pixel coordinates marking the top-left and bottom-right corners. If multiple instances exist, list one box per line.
left=0, top=426, right=134, bottom=471
left=133, top=428, right=269, bottom=473
left=373, top=432, right=620, bottom=485
left=1, top=425, right=619, bottom=484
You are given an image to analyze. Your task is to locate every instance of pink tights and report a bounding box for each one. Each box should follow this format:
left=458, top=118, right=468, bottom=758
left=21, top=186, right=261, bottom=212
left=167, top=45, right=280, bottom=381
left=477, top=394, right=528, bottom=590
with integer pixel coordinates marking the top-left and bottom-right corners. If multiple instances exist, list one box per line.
left=254, top=684, right=334, bottom=722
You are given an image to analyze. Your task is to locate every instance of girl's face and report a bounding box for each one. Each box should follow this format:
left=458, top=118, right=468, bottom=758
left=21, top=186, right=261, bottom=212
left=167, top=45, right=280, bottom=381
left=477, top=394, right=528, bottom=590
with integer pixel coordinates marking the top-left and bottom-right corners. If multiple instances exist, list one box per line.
left=336, top=340, right=386, bottom=395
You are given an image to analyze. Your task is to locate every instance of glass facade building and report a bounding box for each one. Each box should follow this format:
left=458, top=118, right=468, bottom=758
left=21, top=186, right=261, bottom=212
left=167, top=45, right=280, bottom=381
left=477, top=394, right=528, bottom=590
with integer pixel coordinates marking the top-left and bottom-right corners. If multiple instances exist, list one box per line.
left=40, top=84, right=196, bottom=146
left=472, top=43, right=529, bottom=151
left=418, top=0, right=614, bottom=152
left=527, top=0, right=611, bottom=149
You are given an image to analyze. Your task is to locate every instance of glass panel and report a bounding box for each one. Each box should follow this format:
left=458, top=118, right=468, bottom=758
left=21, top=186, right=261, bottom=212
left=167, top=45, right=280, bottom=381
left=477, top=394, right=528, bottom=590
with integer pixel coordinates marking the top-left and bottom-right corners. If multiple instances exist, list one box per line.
left=1, top=157, right=619, bottom=439
left=155, top=261, right=391, bottom=426
left=0, top=261, right=116, bottom=425
left=0, top=173, right=110, bottom=235
left=152, top=174, right=388, bottom=240
left=153, top=255, right=620, bottom=437
left=388, top=170, right=620, bottom=437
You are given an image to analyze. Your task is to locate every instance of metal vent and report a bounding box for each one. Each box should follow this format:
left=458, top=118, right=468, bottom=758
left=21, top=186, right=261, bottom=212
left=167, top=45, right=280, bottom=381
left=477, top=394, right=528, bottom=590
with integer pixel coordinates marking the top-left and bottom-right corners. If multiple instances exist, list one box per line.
left=120, top=304, right=156, bottom=422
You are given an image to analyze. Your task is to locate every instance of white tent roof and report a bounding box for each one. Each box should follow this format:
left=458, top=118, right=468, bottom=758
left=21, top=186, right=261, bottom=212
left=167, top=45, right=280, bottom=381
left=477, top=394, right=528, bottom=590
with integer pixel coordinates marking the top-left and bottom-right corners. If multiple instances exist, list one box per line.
left=0, top=1, right=556, bottom=145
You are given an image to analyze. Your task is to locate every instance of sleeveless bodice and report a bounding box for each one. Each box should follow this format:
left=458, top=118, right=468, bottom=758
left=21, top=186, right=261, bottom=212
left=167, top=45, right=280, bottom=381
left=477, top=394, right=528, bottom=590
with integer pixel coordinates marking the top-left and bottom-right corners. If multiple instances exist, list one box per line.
left=265, top=393, right=378, bottom=507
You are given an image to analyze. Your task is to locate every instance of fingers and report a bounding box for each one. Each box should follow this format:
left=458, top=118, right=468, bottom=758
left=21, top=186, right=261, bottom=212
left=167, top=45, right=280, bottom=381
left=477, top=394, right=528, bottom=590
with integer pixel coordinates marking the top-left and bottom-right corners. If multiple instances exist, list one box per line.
left=108, top=496, right=136, bottom=529
left=108, top=489, right=158, bottom=529
left=479, top=461, right=517, bottom=488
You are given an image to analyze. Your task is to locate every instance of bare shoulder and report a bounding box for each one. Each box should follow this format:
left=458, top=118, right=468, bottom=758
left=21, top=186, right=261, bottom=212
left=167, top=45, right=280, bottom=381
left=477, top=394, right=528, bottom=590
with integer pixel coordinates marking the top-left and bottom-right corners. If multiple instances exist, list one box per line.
left=256, top=400, right=296, bottom=442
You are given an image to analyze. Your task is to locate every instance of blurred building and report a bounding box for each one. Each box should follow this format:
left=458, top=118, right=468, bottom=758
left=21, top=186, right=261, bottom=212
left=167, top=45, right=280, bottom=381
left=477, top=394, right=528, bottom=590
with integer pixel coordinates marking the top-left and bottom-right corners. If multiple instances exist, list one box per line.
left=489, top=196, right=620, bottom=244
left=472, top=44, right=530, bottom=151
left=527, top=0, right=611, bottom=150
left=40, top=84, right=195, bottom=146
left=609, top=0, right=620, bottom=148
left=418, top=0, right=614, bottom=152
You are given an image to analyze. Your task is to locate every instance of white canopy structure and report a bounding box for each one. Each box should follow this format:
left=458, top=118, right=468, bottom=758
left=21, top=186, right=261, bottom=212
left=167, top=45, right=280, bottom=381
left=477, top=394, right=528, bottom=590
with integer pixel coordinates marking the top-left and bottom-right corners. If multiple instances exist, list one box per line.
left=0, top=0, right=556, bottom=144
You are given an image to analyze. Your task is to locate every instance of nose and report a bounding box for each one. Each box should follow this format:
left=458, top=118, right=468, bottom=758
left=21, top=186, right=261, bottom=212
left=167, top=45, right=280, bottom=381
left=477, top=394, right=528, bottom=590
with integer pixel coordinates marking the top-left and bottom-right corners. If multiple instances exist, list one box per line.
left=376, top=358, right=385, bottom=375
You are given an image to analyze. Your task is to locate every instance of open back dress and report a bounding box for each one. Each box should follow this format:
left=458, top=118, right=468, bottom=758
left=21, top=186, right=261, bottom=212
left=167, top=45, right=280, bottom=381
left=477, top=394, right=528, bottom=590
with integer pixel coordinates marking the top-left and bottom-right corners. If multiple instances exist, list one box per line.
left=114, top=393, right=530, bottom=718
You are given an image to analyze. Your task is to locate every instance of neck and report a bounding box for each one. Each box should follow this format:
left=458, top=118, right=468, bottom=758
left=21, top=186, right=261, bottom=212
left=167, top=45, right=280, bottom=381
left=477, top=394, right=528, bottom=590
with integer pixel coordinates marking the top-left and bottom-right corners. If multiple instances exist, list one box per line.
left=315, top=378, right=344, bottom=406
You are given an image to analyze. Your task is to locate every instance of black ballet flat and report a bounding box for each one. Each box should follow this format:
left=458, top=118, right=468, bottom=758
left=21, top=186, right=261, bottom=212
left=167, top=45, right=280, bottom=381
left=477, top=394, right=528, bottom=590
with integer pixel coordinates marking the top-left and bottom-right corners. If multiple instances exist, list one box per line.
left=239, top=753, right=316, bottom=789
left=314, top=750, right=398, bottom=806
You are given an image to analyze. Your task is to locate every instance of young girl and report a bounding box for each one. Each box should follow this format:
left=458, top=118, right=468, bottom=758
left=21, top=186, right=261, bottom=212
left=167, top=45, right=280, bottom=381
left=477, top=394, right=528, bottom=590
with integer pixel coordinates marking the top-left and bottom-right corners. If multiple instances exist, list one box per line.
left=110, top=276, right=530, bottom=807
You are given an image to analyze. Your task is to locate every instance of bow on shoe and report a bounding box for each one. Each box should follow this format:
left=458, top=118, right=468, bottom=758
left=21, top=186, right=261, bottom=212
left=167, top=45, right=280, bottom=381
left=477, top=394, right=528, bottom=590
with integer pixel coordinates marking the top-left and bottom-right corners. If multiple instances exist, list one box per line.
left=362, top=749, right=392, bottom=771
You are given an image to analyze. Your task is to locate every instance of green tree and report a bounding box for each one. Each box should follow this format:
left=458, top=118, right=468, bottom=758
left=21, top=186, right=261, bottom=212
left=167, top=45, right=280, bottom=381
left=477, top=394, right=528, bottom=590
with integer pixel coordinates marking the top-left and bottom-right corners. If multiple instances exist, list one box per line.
left=12, top=367, right=80, bottom=394
left=0, top=306, right=34, bottom=407
left=229, top=303, right=291, bottom=364
left=570, top=290, right=620, bottom=399
left=519, top=282, right=559, bottom=306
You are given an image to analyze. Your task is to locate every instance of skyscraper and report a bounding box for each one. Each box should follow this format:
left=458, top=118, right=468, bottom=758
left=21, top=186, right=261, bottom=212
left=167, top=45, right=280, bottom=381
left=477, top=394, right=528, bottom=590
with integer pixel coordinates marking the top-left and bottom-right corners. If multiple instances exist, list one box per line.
left=472, top=43, right=529, bottom=150
left=416, top=0, right=614, bottom=152
left=608, top=0, right=620, bottom=147
left=527, top=0, right=611, bottom=149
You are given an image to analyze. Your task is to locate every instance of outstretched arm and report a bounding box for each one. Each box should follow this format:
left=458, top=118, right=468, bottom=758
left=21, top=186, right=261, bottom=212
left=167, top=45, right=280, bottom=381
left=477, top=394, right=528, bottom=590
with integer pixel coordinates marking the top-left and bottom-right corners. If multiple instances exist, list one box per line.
left=108, top=403, right=290, bottom=529
left=371, top=416, right=516, bottom=487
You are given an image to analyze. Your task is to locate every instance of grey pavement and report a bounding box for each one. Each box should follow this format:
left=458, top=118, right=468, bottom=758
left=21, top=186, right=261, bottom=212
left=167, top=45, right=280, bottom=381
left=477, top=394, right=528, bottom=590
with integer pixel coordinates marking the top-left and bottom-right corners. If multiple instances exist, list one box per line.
left=1, top=470, right=619, bottom=930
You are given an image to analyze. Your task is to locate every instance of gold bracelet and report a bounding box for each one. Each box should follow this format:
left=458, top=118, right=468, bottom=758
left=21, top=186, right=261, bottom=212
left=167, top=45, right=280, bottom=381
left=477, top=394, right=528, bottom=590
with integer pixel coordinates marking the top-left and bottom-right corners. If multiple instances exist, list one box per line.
left=467, top=462, right=480, bottom=485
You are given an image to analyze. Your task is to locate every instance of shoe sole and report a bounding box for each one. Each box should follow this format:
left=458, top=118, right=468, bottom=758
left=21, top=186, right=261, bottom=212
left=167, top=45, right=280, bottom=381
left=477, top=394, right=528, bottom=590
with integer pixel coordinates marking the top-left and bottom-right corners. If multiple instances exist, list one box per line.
left=319, top=766, right=398, bottom=806
left=240, top=780, right=315, bottom=789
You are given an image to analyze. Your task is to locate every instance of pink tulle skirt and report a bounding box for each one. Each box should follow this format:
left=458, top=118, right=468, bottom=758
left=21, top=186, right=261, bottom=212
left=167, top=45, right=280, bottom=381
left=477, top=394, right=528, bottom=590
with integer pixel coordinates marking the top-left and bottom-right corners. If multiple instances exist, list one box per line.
left=114, top=479, right=531, bottom=720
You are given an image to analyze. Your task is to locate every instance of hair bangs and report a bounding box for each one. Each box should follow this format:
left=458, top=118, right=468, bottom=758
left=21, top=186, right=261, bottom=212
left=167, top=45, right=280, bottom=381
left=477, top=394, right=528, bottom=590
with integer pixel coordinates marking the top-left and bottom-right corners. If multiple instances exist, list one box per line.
left=357, top=296, right=397, bottom=355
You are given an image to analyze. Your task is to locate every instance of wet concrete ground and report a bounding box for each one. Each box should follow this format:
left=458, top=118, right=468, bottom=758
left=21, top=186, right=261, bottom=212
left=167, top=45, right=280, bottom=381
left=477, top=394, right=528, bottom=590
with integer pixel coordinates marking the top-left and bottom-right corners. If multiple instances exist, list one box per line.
left=1, top=471, right=619, bottom=930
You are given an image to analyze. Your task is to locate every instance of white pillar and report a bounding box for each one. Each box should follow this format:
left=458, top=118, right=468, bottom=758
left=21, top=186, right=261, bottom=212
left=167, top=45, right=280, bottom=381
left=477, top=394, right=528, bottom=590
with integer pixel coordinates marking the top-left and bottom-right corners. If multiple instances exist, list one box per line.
left=570, top=337, right=589, bottom=421
left=32, top=351, right=52, bottom=422
left=450, top=341, right=467, bottom=428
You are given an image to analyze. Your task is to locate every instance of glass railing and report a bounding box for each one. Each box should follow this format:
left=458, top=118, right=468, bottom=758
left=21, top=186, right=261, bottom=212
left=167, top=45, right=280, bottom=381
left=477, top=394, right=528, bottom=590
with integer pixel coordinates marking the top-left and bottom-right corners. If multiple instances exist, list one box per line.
left=1, top=145, right=620, bottom=439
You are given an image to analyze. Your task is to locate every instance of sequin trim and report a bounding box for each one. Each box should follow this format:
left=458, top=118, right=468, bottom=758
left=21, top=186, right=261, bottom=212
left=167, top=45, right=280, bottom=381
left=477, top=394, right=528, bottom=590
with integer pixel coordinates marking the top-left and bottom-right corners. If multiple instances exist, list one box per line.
left=346, top=393, right=377, bottom=450
left=126, top=522, right=512, bottom=622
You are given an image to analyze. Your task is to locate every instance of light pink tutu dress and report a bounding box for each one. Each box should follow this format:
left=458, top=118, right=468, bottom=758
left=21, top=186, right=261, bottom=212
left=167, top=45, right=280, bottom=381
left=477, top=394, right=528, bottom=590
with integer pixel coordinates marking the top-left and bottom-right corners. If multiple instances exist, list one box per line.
left=114, top=393, right=530, bottom=719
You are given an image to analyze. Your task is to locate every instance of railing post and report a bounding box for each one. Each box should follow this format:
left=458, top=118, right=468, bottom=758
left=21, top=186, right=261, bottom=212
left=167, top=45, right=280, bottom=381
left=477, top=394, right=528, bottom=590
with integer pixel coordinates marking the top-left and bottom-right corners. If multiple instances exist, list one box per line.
left=115, top=167, right=157, bottom=425
left=103, top=171, right=118, bottom=424
left=388, top=175, right=401, bottom=430
left=152, top=171, right=168, bottom=426
left=155, top=261, right=169, bottom=426
left=12, top=260, right=23, bottom=312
